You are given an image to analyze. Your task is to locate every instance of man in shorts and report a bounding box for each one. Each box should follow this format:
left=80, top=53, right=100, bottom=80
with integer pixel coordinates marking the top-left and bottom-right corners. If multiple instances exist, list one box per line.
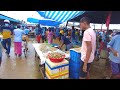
left=107, top=32, right=120, bottom=79
left=79, top=17, right=96, bottom=79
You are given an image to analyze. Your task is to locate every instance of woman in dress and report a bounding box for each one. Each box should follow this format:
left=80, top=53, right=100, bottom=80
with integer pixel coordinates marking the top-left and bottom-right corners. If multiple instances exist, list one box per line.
left=14, top=25, right=24, bottom=57
left=47, top=29, right=53, bottom=44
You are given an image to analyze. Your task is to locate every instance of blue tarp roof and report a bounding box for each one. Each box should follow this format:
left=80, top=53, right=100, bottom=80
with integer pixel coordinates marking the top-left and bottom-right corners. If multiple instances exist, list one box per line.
left=37, top=11, right=85, bottom=23
left=27, top=18, right=61, bottom=26
left=0, top=14, right=20, bottom=23
left=27, top=18, right=39, bottom=23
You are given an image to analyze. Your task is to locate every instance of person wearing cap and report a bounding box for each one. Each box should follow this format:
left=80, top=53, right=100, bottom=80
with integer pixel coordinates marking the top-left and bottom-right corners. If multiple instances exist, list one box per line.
left=59, top=29, right=64, bottom=41
left=0, top=20, right=13, bottom=57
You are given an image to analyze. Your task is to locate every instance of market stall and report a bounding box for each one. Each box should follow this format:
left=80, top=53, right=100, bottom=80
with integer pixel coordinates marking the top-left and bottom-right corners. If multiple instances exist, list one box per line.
left=32, top=43, right=81, bottom=79
left=32, top=43, right=69, bottom=78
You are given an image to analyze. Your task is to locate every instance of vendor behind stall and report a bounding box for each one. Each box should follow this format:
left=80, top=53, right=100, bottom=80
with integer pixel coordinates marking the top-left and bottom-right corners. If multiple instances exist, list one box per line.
left=59, top=32, right=73, bottom=51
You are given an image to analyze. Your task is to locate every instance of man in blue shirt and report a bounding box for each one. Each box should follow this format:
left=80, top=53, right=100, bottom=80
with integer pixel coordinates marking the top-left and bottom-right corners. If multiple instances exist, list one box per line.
left=107, top=32, right=120, bottom=79
left=41, top=27, right=46, bottom=43
left=55, top=27, right=60, bottom=38
left=24, top=27, right=30, bottom=35
left=71, top=26, right=75, bottom=44
left=59, top=32, right=73, bottom=51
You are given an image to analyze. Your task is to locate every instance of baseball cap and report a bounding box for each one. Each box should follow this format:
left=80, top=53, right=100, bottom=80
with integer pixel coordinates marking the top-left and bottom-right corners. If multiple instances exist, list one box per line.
left=4, top=20, right=10, bottom=23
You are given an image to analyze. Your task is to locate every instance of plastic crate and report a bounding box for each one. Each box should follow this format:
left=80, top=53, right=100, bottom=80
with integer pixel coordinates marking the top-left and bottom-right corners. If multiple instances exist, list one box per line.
left=69, top=60, right=80, bottom=73
left=69, top=71, right=80, bottom=79
left=70, top=50, right=81, bottom=62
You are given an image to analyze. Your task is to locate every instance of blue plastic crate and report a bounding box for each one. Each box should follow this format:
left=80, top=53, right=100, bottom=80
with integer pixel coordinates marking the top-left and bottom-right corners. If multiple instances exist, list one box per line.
left=70, top=50, right=81, bottom=62
left=69, top=71, right=80, bottom=79
left=69, top=60, right=80, bottom=73
left=70, top=55, right=81, bottom=63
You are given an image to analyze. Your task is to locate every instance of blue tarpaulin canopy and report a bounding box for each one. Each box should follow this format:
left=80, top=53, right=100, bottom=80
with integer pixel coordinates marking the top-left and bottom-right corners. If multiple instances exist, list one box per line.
left=27, top=18, right=61, bottom=26
left=27, top=18, right=39, bottom=23
left=37, top=11, right=85, bottom=23
left=0, top=14, right=20, bottom=23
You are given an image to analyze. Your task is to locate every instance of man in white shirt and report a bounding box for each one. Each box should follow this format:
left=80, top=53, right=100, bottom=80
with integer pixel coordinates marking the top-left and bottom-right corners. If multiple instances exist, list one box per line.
left=14, top=25, right=24, bottom=57
left=80, top=17, right=96, bottom=79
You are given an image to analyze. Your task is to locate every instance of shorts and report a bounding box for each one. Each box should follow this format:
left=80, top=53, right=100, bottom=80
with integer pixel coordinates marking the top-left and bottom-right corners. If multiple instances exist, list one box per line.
left=80, top=59, right=92, bottom=78
left=111, top=61, right=120, bottom=75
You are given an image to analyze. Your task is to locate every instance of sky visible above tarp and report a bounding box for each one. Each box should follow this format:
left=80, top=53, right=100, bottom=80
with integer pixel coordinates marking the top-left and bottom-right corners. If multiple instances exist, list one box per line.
left=0, top=11, right=43, bottom=24
left=0, top=14, right=20, bottom=22
left=0, top=11, right=120, bottom=29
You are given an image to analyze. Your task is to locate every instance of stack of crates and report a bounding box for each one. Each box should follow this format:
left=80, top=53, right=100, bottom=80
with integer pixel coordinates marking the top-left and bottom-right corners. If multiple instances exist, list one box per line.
left=45, top=59, right=69, bottom=79
left=69, top=49, right=81, bottom=79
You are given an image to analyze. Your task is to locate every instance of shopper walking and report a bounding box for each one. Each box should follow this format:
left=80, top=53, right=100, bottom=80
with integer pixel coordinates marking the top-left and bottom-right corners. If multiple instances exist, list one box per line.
left=0, top=20, right=13, bottom=57
left=13, top=25, right=24, bottom=57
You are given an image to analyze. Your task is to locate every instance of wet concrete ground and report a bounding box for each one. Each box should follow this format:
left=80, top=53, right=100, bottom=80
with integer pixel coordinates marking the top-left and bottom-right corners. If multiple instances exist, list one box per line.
left=0, top=38, right=43, bottom=79
left=0, top=38, right=111, bottom=79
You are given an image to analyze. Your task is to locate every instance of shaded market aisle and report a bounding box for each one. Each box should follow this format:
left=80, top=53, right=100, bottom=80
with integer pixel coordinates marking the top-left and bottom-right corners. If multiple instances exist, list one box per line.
left=0, top=39, right=43, bottom=79
left=0, top=37, right=111, bottom=79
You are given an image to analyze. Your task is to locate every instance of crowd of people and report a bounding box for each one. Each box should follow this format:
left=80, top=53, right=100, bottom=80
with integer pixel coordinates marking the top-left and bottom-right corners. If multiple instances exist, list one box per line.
left=0, top=17, right=120, bottom=79
left=34, top=24, right=85, bottom=50
left=0, top=20, right=30, bottom=65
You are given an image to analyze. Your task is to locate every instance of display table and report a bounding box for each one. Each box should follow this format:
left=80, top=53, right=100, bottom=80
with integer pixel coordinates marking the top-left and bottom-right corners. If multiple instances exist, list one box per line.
left=32, top=43, right=70, bottom=79
left=32, top=43, right=70, bottom=65
left=32, top=43, right=47, bottom=65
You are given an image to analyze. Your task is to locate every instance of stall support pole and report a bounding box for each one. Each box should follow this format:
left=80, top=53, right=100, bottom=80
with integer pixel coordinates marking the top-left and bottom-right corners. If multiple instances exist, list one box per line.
left=66, top=21, right=68, bottom=28
left=101, top=23, right=103, bottom=31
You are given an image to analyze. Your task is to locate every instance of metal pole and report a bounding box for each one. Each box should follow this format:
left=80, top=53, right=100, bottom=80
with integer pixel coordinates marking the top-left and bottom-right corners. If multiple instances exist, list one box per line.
left=66, top=21, right=68, bottom=28
left=101, top=23, right=103, bottom=31
left=94, top=24, right=95, bottom=30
